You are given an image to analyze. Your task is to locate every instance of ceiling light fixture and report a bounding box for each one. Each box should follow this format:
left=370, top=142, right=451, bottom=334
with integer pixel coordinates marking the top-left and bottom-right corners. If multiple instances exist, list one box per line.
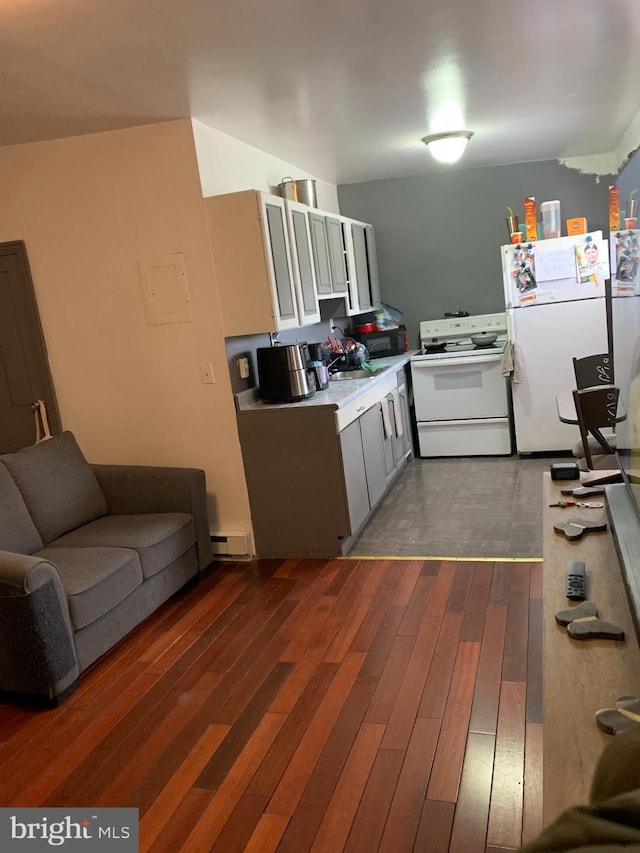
left=421, top=130, right=474, bottom=164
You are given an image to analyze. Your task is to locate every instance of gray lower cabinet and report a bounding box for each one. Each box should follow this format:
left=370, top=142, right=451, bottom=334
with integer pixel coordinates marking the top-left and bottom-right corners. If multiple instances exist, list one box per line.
left=236, top=367, right=412, bottom=557
left=340, top=418, right=370, bottom=534
left=359, top=404, right=388, bottom=510
left=382, top=396, right=395, bottom=480
left=398, top=383, right=412, bottom=457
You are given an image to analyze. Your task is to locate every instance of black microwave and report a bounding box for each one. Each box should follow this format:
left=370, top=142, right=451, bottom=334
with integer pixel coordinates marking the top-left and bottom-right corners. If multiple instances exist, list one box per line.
left=352, top=325, right=408, bottom=359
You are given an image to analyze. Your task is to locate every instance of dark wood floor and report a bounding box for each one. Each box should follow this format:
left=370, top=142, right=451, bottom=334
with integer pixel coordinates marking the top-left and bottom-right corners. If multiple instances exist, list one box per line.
left=0, top=557, right=543, bottom=852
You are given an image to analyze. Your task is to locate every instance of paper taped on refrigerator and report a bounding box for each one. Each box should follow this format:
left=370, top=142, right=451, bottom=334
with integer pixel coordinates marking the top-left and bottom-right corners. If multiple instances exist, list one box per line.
left=502, top=231, right=609, bottom=309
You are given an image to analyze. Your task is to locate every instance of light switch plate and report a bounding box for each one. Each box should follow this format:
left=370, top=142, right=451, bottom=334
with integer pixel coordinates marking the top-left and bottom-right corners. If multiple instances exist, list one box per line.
left=200, top=362, right=215, bottom=384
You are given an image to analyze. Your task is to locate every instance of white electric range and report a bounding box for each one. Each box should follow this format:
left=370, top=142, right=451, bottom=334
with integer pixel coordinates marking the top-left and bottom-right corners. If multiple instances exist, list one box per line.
left=410, top=312, right=513, bottom=457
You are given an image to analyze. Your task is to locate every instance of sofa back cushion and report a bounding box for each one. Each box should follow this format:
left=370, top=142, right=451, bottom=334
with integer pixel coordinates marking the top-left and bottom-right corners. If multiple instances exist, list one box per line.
left=0, top=463, right=44, bottom=554
left=1, top=431, right=107, bottom=544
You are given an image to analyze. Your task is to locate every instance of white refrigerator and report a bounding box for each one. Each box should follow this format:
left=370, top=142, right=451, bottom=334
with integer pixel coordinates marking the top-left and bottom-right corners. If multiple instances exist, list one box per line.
left=502, top=231, right=609, bottom=453
left=610, top=228, right=640, bottom=451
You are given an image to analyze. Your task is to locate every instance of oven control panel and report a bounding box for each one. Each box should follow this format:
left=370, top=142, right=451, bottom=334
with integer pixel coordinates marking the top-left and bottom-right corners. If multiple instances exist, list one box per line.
left=419, top=312, right=507, bottom=341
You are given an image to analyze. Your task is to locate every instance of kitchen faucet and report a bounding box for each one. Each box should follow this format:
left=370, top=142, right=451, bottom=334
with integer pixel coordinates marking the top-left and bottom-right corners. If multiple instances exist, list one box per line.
left=327, top=355, right=345, bottom=372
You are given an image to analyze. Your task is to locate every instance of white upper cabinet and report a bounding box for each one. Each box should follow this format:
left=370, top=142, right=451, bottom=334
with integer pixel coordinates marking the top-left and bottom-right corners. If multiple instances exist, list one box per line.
left=204, top=189, right=381, bottom=334
left=205, top=190, right=299, bottom=336
left=284, top=200, right=321, bottom=326
left=343, top=218, right=382, bottom=316
left=325, top=216, right=349, bottom=295
left=308, top=211, right=333, bottom=296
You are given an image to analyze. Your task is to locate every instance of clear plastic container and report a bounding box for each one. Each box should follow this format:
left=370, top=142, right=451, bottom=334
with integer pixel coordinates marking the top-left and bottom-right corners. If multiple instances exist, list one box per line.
left=540, top=200, right=561, bottom=239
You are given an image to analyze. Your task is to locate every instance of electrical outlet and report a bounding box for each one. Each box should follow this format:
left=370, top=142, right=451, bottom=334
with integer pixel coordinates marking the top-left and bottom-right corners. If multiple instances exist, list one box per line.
left=238, top=357, right=250, bottom=379
left=200, top=362, right=215, bottom=384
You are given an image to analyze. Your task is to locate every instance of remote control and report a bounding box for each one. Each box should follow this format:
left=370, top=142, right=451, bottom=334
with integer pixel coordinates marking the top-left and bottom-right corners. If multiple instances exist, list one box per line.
left=566, top=561, right=587, bottom=600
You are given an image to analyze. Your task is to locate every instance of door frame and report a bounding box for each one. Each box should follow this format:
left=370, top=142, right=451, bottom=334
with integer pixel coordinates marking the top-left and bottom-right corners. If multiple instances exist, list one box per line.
left=0, top=240, right=62, bottom=439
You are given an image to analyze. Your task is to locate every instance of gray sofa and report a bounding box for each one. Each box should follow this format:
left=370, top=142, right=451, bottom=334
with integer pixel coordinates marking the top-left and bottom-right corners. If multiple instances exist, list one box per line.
left=0, top=431, right=213, bottom=704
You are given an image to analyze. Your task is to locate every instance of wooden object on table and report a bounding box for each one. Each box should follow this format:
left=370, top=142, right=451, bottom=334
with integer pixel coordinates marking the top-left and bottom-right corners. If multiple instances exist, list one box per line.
left=542, top=472, right=640, bottom=825
left=553, top=518, right=609, bottom=540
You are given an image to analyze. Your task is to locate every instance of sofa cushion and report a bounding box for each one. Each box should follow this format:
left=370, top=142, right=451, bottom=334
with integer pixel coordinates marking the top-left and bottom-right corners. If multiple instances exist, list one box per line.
left=35, top=546, right=143, bottom=631
left=47, top=513, right=195, bottom=580
left=0, top=463, right=44, bottom=554
left=1, top=431, right=108, bottom=544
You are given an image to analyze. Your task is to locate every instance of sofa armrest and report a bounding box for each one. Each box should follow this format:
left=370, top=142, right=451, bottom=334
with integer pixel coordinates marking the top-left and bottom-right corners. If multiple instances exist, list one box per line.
left=91, top=464, right=213, bottom=571
left=0, top=551, right=79, bottom=700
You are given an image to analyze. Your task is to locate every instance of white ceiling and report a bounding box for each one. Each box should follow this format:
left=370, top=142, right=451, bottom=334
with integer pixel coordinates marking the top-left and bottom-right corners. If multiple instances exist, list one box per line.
left=3, top=0, right=640, bottom=184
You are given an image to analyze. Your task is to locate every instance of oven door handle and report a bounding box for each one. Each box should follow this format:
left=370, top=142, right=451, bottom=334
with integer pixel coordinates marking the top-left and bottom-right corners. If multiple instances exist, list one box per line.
left=412, top=354, right=503, bottom=367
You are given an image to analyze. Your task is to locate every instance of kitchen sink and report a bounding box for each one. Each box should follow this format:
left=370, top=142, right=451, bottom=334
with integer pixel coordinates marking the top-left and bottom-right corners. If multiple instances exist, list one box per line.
left=329, top=367, right=387, bottom=381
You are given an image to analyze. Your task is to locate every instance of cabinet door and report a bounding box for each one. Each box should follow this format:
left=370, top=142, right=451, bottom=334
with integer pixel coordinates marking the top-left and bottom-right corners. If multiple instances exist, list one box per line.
left=365, top=225, right=381, bottom=308
left=351, top=223, right=373, bottom=312
left=398, top=384, right=412, bottom=457
left=382, top=396, right=395, bottom=479
left=325, top=216, right=348, bottom=294
left=259, top=195, right=299, bottom=330
left=390, top=392, right=404, bottom=465
left=309, top=212, right=333, bottom=295
left=360, top=403, right=387, bottom=510
left=339, top=419, right=370, bottom=534
left=286, top=202, right=321, bottom=325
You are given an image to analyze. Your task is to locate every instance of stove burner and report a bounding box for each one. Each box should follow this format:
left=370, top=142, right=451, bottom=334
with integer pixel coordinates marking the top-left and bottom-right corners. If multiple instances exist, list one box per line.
left=424, top=344, right=447, bottom=353
left=473, top=342, right=497, bottom=349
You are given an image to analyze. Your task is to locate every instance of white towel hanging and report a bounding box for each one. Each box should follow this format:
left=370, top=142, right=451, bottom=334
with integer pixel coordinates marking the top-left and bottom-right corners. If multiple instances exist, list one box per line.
left=380, top=397, right=393, bottom=439
left=390, top=389, right=404, bottom=436
left=501, top=341, right=525, bottom=384
left=33, top=400, right=53, bottom=443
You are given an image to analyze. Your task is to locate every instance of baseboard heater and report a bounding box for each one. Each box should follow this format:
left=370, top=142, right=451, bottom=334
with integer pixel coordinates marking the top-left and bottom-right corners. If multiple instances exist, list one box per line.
left=210, top=531, right=253, bottom=557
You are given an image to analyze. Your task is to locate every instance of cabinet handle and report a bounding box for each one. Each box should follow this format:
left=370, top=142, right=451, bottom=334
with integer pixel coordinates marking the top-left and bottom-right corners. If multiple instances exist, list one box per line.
left=357, top=406, right=365, bottom=413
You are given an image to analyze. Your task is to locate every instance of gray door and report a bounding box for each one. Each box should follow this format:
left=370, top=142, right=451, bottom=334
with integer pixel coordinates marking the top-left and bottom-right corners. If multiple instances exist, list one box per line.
left=0, top=241, right=61, bottom=452
left=308, top=212, right=332, bottom=295
left=325, top=216, right=348, bottom=294
left=264, top=202, right=296, bottom=323
left=360, top=403, right=386, bottom=509
left=351, top=224, right=373, bottom=311
left=365, top=226, right=381, bottom=308
left=290, top=209, right=317, bottom=318
left=339, top=418, right=369, bottom=534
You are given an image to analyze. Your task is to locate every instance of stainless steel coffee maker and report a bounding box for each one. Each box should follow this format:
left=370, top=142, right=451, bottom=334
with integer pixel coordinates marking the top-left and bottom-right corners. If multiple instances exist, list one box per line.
left=257, top=343, right=317, bottom=403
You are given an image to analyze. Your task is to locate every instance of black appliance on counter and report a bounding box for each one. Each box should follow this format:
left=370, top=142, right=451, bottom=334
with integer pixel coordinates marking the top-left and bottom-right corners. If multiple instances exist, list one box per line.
left=257, top=343, right=316, bottom=403
left=351, top=325, right=408, bottom=359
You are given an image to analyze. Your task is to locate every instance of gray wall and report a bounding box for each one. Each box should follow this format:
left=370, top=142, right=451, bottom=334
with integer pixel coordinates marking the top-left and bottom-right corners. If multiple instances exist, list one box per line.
left=224, top=298, right=352, bottom=394
left=338, top=160, right=614, bottom=347
left=616, top=146, right=640, bottom=216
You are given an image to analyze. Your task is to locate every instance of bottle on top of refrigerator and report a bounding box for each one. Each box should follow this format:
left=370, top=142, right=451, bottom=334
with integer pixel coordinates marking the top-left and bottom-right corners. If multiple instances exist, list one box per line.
left=540, top=200, right=562, bottom=239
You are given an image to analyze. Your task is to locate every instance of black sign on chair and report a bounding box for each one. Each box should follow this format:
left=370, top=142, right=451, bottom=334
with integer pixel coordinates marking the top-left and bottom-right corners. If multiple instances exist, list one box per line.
left=572, top=386, right=619, bottom=470
left=572, top=353, right=614, bottom=390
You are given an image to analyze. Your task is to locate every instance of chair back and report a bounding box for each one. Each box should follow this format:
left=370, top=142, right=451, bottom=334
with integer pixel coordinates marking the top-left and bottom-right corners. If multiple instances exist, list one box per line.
left=572, top=353, right=614, bottom=389
left=572, top=386, right=619, bottom=469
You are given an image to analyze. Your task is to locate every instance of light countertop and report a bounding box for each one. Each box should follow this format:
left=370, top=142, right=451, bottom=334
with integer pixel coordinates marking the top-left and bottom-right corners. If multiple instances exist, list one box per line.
left=235, top=353, right=412, bottom=413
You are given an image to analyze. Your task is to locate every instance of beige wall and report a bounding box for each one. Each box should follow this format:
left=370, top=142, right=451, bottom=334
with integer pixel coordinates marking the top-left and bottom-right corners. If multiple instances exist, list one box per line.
left=0, top=119, right=250, bottom=535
